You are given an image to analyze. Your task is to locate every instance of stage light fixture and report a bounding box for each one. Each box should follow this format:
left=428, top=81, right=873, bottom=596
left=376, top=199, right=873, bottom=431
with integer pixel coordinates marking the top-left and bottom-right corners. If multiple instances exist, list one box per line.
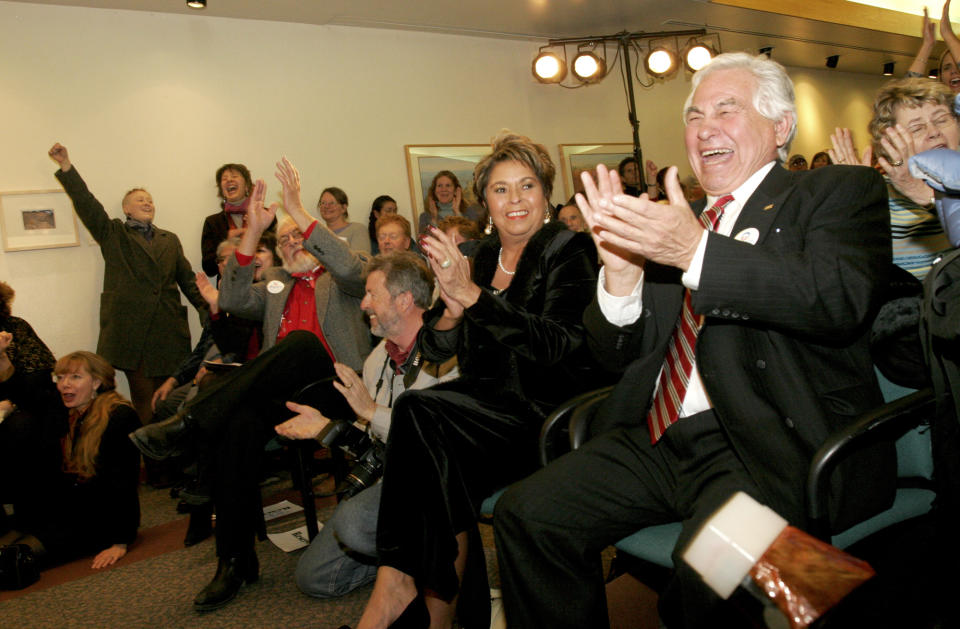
left=758, top=46, right=773, bottom=58
left=645, top=46, right=677, bottom=78
left=187, top=0, right=206, bottom=8
left=825, top=55, right=839, bottom=69
left=532, top=50, right=566, bottom=83
left=883, top=62, right=895, bottom=76
left=572, top=51, right=606, bottom=83
left=684, top=43, right=715, bottom=72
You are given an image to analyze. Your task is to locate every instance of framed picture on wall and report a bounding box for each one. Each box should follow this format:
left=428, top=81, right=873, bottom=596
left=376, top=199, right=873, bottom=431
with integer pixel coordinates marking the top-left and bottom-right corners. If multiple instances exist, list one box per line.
left=559, top=143, right=635, bottom=201
left=0, top=189, right=80, bottom=252
left=404, top=144, right=488, bottom=231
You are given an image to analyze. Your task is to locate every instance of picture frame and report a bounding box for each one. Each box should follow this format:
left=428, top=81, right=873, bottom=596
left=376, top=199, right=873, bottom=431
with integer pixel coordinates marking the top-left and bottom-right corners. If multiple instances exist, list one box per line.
left=0, top=189, right=79, bottom=252
left=558, top=143, right=635, bottom=200
left=404, top=144, right=488, bottom=230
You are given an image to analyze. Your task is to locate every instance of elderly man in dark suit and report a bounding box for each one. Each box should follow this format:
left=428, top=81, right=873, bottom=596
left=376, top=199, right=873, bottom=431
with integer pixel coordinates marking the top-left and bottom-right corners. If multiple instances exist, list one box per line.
left=49, top=143, right=208, bottom=428
left=493, top=52, right=893, bottom=628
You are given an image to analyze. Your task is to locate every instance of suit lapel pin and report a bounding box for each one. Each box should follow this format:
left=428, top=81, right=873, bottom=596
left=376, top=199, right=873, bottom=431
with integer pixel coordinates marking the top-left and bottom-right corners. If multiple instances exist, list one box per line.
left=734, top=227, right=760, bottom=245
left=763, top=204, right=774, bottom=211
left=267, top=280, right=285, bottom=294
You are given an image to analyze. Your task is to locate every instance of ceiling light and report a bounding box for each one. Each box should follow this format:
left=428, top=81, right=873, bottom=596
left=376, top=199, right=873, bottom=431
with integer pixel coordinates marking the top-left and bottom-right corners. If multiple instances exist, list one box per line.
left=825, top=55, right=839, bottom=69
left=684, top=43, right=715, bottom=72
left=929, top=68, right=940, bottom=79
left=572, top=51, right=606, bottom=83
left=187, top=0, right=206, bottom=8
left=646, top=47, right=678, bottom=78
left=883, top=61, right=895, bottom=76
left=532, top=51, right=566, bottom=83
left=759, top=46, right=773, bottom=58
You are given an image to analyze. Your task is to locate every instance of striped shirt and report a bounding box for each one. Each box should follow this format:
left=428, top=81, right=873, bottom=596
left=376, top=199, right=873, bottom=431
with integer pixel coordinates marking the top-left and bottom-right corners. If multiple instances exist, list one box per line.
left=888, top=183, right=951, bottom=280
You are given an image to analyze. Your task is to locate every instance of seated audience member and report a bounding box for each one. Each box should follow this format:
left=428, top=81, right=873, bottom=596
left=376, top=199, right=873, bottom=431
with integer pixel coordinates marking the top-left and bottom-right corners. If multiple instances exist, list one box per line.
left=367, top=195, right=398, bottom=254
left=556, top=203, right=588, bottom=232
left=375, top=213, right=414, bottom=255
left=318, top=187, right=371, bottom=253
left=201, top=163, right=276, bottom=279
left=1, top=351, right=140, bottom=571
left=352, top=131, right=604, bottom=629
left=617, top=156, right=642, bottom=197
left=787, top=153, right=808, bottom=170
left=810, top=150, right=833, bottom=169
left=831, top=77, right=958, bottom=279
left=212, top=162, right=371, bottom=365
left=493, top=52, right=892, bottom=628
left=0, top=282, right=63, bottom=541
left=48, top=143, right=208, bottom=428
left=683, top=174, right=706, bottom=202
left=908, top=2, right=960, bottom=94
left=130, top=158, right=373, bottom=611
left=438, top=215, right=481, bottom=243
left=418, top=170, right=468, bottom=235
left=438, top=215, right=482, bottom=257
left=276, top=252, right=457, bottom=599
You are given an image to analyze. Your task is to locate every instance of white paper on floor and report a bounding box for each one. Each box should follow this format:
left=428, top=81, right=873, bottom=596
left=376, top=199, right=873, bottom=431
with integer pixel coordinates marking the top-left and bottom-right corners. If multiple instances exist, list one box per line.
left=267, top=522, right=324, bottom=552
left=262, top=499, right=304, bottom=522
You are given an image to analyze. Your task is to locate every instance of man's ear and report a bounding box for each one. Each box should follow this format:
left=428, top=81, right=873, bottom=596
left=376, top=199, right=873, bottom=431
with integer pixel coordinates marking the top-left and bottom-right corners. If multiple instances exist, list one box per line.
left=396, top=291, right=414, bottom=312
left=774, top=113, right=794, bottom=149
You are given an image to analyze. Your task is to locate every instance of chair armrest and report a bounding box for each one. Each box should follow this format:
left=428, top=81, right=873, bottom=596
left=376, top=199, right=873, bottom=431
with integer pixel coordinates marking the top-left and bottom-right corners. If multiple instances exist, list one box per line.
left=538, top=386, right=614, bottom=466
left=806, top=387, right=935, bottom=538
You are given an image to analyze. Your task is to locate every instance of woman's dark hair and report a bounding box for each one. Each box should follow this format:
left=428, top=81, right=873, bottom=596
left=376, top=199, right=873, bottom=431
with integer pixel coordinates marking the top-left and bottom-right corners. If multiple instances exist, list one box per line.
left=368, top=195, right=397, bottom=246
left=617, top=156, right=638, bottom=178
left=257, top=232, right=282, bottom=266
left=0, top=281, right=13, bottom=319
left=215, top=164, right=253, bottom=201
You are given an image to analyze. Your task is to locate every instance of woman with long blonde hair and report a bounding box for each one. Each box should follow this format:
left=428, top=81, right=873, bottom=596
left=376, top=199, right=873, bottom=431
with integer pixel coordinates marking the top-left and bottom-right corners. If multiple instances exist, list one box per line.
left=0, top=351, right=141, bottom=570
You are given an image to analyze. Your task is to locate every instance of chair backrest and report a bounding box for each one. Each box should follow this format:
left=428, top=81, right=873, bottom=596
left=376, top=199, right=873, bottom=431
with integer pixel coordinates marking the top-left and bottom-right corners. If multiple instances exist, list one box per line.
left=875, top=368, right=934, bottom=481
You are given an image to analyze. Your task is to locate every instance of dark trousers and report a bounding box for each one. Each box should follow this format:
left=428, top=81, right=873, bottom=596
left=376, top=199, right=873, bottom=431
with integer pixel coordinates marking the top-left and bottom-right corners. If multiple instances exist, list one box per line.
left=493, top=410, right=764, bottom=629
left=377, top=381, right=543, bottom=629
left=183, top=331, right=336, bottom=558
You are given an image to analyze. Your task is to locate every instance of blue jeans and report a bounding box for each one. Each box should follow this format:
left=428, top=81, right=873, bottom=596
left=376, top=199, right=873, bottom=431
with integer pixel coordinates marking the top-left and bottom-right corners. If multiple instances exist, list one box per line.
left=295, top=481, right=380, bottom=598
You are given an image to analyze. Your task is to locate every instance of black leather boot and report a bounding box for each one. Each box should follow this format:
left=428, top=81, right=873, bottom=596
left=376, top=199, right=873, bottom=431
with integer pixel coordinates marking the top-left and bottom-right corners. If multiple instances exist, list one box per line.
left=128, top=411, right=195, bottom=460
left=192, top=550, right=259, bottom=611
left=183, top=503, right=214, bottom=547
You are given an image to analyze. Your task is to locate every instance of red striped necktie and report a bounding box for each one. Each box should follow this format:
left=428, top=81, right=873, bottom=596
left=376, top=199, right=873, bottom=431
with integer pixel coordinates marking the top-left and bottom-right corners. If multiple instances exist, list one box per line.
left=646, top=194, right=734, bottom=443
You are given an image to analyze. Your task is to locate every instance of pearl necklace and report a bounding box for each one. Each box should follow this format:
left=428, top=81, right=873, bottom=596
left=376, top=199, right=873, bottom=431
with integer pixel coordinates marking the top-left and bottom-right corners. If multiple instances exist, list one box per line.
left=497, top=247, right=516, bottom=276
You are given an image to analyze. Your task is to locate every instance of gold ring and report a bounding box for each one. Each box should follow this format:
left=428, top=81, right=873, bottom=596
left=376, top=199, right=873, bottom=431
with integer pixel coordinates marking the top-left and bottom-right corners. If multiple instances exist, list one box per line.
left=891, top=159, right=904, bottom=167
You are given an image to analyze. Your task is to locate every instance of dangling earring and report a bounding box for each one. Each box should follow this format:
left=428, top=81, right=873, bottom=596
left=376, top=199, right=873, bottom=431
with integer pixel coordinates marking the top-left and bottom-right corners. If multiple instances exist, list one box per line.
left=484, top=216, right=494, bottom=235
left=543, top=204, right=551, bottom=224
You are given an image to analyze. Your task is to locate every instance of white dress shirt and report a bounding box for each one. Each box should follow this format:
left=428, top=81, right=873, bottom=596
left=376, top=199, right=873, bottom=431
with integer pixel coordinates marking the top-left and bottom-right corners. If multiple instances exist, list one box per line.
left=597, top=161, right=776, bottom=418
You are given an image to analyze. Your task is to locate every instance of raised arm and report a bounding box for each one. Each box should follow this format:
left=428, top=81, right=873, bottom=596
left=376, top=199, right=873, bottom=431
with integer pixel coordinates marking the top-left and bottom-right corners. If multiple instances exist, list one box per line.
left=908, top=7, right=937, bottom=76
left=49, top=143, right=112, bottom=243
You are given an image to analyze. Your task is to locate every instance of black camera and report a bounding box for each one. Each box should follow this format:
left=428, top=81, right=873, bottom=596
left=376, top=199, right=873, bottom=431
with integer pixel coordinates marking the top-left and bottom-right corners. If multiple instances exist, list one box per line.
left=319, top=420, right=385, bottom=499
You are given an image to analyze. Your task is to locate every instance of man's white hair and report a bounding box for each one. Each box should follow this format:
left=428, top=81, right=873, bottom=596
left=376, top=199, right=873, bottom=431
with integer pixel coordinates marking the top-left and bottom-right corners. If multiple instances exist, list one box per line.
left=682, top=52, right=797, bottom=163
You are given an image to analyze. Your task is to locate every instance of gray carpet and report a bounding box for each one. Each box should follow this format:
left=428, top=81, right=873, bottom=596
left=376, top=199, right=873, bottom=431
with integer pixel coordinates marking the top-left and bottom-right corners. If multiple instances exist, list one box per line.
left=1, top=476, right=504, bottom=629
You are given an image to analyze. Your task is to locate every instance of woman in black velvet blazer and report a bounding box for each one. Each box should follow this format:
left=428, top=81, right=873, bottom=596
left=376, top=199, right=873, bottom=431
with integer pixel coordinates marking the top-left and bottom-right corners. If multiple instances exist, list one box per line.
left=355, top=132, right=605, bottom=629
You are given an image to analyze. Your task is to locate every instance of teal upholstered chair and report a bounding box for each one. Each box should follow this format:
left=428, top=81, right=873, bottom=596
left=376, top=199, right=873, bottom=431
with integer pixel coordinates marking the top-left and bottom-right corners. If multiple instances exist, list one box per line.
left=567, top=370, right=935, bottom=568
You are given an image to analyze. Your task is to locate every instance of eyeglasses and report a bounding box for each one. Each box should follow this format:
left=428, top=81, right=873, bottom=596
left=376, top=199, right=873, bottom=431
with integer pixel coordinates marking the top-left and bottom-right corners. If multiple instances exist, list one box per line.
left=278, top=230, right=304, bottom=246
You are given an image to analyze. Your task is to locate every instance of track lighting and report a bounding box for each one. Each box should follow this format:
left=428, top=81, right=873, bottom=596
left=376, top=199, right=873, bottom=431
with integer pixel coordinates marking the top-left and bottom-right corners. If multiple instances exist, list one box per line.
left=759, top=46, right=773, bottom=58
left=646, top=47, right=678, bottom=78
left=572, top=51, right=606, bottom=83
left=187, top=0, right=206, bottom=8
left=825, top=55, right=839, bottom=69
left=883, top=62, right=895, bottom=76
left=684, top=43, right=715, bottom=72
left=533, top=50, right=566, bottom=83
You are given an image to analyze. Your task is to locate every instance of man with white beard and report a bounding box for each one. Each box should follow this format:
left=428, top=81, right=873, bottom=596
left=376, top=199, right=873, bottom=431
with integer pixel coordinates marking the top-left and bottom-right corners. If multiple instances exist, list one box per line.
left=217, top=174, right=373, bottom=374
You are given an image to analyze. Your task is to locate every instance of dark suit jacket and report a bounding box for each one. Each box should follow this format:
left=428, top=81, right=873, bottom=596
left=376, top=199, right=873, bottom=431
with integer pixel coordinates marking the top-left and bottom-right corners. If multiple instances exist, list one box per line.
left=57, top=167, right=208, bottom=377
left=586, top=164, right=894, bottom=530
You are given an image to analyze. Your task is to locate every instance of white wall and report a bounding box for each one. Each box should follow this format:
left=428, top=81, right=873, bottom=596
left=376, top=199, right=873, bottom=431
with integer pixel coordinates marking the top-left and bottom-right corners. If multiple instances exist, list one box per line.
left=0, top=1, right=888, bottom=384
